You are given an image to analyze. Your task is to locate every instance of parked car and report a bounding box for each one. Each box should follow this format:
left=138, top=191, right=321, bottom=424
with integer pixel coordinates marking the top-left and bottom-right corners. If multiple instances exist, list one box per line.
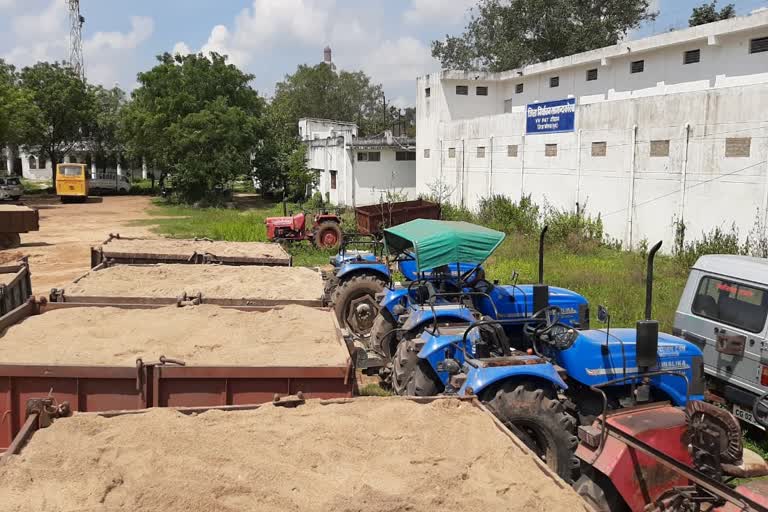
left=674, top=254, right=768, bottom=429
left=0, top=176, right=23, bottom=201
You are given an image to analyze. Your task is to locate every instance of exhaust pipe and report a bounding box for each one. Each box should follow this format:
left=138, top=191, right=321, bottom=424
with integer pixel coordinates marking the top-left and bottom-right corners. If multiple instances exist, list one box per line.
left=538, top=225, right=548, bottom=284
left=645, top=241, right=662, bottom=320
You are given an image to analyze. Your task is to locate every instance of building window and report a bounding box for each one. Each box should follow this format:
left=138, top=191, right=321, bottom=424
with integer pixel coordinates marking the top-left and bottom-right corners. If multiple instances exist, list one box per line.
left=630, top=60, right=645, bottom=74
left=725, top=137, right=751, bottom=158
left=368, top=151, right=381, bottom=162
left=448, top=148, right=456, bottom=159
left=28, top=156, right=37, bottom=169
left=684, top=49, right=701, bottom=65
left=330, top=171, right=337, bottom=190
left=357, top=152, right=368, bottom=162
left=396, top=151, right=416, bottom=161
left=591, top=141, right=607, bottom=157
left=425, top=87, right=431, bottom=97
left=515, top=83, right=524, bottom=94
left=477, top=146, right=486, bottom=158
left=424, top=149, right=430, bottom=159
left=586, top=68, right=598, bottom=81
left=545, top=144, right=558, bottom=157
left=507, top=145, right=518, bottom=157
left=456, top=85, right=469, bottom=95
left=650, top=140, right=670, bottom=157
left=549, top=76, right=559, bottom=88
left=750, top=37, right=768, bottom=54
left=504, top=99, right=513, bottom=113
left=476, top=86, right=488, bottom=96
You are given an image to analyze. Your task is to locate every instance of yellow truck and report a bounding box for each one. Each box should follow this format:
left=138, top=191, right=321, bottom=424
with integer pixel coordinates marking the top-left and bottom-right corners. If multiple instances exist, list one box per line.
left=55, top=163, right=88, bottom=203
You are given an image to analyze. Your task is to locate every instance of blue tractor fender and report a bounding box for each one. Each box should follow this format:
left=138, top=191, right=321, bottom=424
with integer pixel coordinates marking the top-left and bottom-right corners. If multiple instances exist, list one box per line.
left=400, top=306, right=475, bottom=333
left=459, top=363, right=568, bottom=397
left=336, top=262, right=390, bottom=282
left=379, top=287, right=410, bottom=316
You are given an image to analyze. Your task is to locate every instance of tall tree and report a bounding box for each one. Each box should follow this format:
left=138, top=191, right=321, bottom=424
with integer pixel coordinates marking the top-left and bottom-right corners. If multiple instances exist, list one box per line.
left=432, top=0, right=659, bottom=72
left=689, top=1, right=736, bottom=27
left=86, top=85, right=127, bottom=173
left=17, top=62, right=92, bottom=183
left=122, top=53, right=265, bottom=203
left=0, top=60, right=31, bottom=151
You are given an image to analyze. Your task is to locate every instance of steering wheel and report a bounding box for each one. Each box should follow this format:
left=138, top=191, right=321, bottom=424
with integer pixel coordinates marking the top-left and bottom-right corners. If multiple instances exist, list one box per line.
left=524, top=305, right=562, bottom=339
left=753, top=390, right=768, bottom=428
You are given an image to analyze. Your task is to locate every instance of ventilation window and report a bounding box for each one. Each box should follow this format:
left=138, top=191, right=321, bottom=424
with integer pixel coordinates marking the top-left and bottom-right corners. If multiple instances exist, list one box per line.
left=591, top=141, right=607, bottom=157
left=476, top=86, right=488, bottom=96
left=650, top=140, right=670, bottom=157
left=330, top=171, right=337, bottom=190
left=448, top=148, right=456, bottom=159
left=425, top=87, right=431, bottom=98
left=424, top=149, right=430, bottom=159
left=456, top=85, right=469, bottom=95
left=396, top=151, right=411, bottom=161
left=725, top=138, right=751, bottom=158
left=750, top=37, right=768, bottom=54
left=477, top=146, right=486, bottom=158
left=515, top=83, right=524, bottom=94
left=368, top=152, right=381, bottom=162
left=684, top=49, right=701, bottom=65
left=357, top=152, right=368, bottom=162
left=545, top=144, right=558, bottom=157
left=507, top=145, right=518, bottom=157
left=631, top=60, right=645, bottom=74
left=586, top=69, right=598, bottom=81
left=549, top=76, right=559, bottom=88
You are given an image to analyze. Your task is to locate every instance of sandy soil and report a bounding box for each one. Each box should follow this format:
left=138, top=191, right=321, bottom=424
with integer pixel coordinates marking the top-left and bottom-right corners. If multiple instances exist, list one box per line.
left=0, top=304, right=346, bottom=366
left=0, top=196, right=155, bottom=295
left=65, top=264, right=323, bottom=300
left=0, top=398, right=587, bottom=512
left=0, top=205, right=33, bottom=212
left=103, top=238, right=288, bottom=260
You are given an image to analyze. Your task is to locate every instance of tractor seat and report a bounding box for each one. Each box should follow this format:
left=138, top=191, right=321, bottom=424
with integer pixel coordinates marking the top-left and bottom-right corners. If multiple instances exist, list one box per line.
left=721, top=448, right=768, bottom=479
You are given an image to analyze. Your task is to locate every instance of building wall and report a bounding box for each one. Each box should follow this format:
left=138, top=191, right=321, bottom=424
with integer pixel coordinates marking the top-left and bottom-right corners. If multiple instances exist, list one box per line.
left=355, top=149, right=418, bottom=205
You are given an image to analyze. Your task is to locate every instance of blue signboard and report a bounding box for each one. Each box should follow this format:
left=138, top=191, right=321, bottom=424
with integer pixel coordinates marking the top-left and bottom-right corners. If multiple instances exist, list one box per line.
left=526, top=98, right=576, bottom=134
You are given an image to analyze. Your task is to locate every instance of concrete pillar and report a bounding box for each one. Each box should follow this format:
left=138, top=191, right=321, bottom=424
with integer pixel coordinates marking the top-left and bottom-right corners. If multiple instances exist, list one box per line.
left=142, top=157, right=148, bottom=180
left=5, top=146, right=12, bottom=176
left=90, top=159, right=97, bottom=179
left=625, top=125, right=638, bottom=249
left=116, top=161, right=123, bottom=177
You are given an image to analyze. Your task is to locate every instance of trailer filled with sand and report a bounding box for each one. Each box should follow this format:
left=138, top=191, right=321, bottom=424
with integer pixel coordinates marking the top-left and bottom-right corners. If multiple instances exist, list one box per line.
left=63, top=264, right=323, bottom=302
left=0, top=398, right=588, bottom=512
left=0, top=304, right=346, bottom=366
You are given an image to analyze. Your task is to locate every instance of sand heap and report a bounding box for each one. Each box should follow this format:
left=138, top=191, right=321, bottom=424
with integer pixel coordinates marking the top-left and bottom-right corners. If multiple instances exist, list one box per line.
left=0, top=305, right=346, bottom=366
left=0, top=205, right=33, bottom=212
left=66, top=264, right=322, bottom=301
left=0, top=398, right=588, bottom=512
left=103, top=238, right=288, bottom=260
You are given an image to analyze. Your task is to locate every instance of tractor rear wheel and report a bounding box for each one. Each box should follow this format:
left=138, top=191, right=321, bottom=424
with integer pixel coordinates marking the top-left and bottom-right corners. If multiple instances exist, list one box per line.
left=314, top=221, right=342, bottom=249
left=391, top=339, right=441, bottom=396
left=486, top=383, right=579, bottom=483
left=0, top=233, right=21, bottom=249
left=332, top=274, right=386, bottom=338
left=370, top=313, right=398, bottom=359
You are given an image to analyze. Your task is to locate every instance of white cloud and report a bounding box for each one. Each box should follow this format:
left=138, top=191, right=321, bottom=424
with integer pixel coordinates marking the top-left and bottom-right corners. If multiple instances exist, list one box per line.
left=85, top=16, right=154, bottom=52
left=403, top=0, right=475, bottom=26
left=172, top=41, right=192, bottom=56
left=0, top=0, right=17, bottom=9
left=359, top=37, right=438, bottom=86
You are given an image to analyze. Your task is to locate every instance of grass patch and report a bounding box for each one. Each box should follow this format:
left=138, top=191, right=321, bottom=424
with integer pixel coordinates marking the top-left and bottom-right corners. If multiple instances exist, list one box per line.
left=358, top=383, right=393, bottom=397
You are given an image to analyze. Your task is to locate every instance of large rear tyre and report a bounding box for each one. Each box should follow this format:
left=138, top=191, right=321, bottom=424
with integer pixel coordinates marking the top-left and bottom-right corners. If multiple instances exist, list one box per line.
left=314, top=221, right=342, bottom=249
left=370, top=313, right=398, bottom=359
left=0, top=233, right=21, bottom=249
left=332, top=275, right=386, bottom=338
left=486, top=383, right=579, bottom=483
left=391, top=339, right=441, bottom=396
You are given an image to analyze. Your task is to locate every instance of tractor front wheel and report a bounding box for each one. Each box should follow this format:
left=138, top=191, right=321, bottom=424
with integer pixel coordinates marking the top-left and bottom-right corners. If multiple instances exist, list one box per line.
left=486, top=383, right=579, bottom=483
left=332, top=275, right=386, bottom=338
left=391, top=339, right=441, bottom=396
left=314, top=221, right=342, bottom=249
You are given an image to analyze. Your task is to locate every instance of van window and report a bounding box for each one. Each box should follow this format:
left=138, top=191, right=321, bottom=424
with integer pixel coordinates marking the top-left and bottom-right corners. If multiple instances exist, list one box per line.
left=692, top=276, right=768, bottom=333
left=59, top=165, right=83, bottom=177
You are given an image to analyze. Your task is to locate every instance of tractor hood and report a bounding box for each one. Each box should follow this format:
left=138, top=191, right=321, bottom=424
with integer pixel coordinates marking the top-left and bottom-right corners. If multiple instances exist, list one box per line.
left=383, top=219, right=505, bottom=272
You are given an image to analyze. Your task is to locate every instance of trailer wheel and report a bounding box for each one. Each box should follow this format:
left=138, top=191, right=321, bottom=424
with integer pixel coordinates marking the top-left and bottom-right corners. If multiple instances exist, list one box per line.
left=314, top=221, right=342, bottom=249
left=332, top=274, right=386, bottom=338
left=391, top=339, right=440, bottom=396
left=486, top=383, right=579, bottom=483
left=0, top=233, right=21, bottom=249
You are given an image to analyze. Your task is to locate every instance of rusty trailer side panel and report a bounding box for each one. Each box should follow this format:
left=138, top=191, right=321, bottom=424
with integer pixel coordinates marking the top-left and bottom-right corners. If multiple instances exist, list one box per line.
left=355, top=199, right=440, bottom=235
left=0, top=300, right=354, bottom=452
left=0, top=260, right=33, bottom=316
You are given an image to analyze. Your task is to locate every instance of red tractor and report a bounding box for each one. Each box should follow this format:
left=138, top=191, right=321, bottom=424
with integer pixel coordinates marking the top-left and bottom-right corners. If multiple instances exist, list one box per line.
left=265, top=211, right=343, bottom=249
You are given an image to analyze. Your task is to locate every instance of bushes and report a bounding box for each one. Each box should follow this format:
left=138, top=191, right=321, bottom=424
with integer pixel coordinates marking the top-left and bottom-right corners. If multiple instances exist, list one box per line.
left=477, top=195, right=540, bottom=235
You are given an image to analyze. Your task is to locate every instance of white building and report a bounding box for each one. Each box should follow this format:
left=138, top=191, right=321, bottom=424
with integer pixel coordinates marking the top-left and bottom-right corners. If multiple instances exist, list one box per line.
left=300, top=118, right=417, bottom=206
left=417, top=10, right=768, bottom=248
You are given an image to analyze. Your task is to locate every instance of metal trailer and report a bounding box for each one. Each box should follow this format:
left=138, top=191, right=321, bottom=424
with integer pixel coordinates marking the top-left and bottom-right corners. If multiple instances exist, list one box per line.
left=0, top=206, right=39, bottom=249
left=0, top=299, right=355, bottom=451
left=354, top=199, right=440, bottom=236
left=0, top=259, right=32, bottom=316
left=50, top=261, right=325, bottom=307
left=91, top=234, right=293, bottom=268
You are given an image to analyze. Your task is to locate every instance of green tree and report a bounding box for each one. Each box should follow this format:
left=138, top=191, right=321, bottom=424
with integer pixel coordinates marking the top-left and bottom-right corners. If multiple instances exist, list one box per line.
left=86, top=85, right=127, bottom=173
left=689, top=1, right=736, bottom=27
left=432, top=0, right=658, bottom=72
left=0, top=60, right=31, bottom=150
left=122, top=53, right=265, bottom=203
left=17, top=62, right=92, bottom=183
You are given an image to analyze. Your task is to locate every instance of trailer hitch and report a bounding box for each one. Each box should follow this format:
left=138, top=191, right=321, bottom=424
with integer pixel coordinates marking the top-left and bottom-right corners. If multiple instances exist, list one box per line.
left=176, top=291, right=203, bottom=307
left=25, top=394, right=71, bottom=429
left=272, top=391, right=306, bottom=408
left=135, top=356, right=187, bottom=392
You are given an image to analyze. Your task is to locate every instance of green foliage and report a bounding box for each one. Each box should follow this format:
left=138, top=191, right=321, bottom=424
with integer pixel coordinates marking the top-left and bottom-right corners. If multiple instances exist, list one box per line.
left=689, top=1, right=736, bottom=27
left=122, top=53, right=265, bottom=204
left=477, top=194, right=540, bottom=235
left=673, top=221, right=743, bottom=270
left=543, top=204, right=604, bottom=251
left=432, top=0, right=658, bottom=71
left=87, top=85, right=127, bottom=172
left=0, top=60, right=31, bottom=148
left=440, top=202, right=476, bottom=222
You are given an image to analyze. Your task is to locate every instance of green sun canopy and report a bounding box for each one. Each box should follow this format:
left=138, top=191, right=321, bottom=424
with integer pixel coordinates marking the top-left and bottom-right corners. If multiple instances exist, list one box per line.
left=384, top=219, right=506, bottom=271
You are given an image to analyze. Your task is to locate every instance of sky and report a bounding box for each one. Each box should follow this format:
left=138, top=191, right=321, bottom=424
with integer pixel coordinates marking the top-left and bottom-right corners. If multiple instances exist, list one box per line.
left=1, top=0, right=766, bottom=107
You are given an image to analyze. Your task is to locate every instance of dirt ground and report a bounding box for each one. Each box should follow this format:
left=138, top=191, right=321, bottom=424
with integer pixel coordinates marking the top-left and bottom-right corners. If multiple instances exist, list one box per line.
left=0, top=399, right=588, bottom=512
left=0, top=196, right=154, bottom=295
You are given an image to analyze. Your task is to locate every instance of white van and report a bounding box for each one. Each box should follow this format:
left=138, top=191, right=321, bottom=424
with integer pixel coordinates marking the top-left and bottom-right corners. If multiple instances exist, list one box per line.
left=674, top=254, right=768, bottom=428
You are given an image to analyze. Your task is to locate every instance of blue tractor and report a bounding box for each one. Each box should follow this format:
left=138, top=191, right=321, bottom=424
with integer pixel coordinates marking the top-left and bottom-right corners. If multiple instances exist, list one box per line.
left=389, top=237, right=705, bottom=483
